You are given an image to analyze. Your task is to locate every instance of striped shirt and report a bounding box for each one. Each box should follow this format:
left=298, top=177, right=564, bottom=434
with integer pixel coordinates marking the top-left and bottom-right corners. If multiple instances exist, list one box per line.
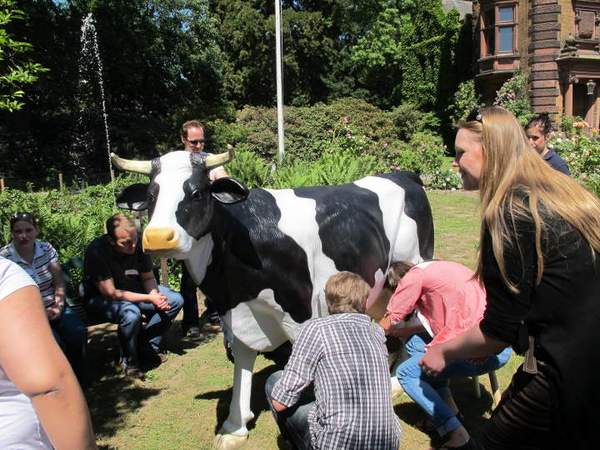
left=0, top=241, right=59, bottom=307
left=271, top=313, right=401, bottom=450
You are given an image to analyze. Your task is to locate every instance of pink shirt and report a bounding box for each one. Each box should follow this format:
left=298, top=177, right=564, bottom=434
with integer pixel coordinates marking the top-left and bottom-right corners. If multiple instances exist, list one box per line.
left=386, top=261, right=486, bottom=346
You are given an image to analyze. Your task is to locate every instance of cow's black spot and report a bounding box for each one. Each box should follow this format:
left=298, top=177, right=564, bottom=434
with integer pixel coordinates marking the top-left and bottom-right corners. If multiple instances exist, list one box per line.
left=294, top=182, right=390, bottom=286
left=200, top=189, right=314, bottom=323
left=376, top=171, right=434, bottom=260
left=175, top=165, right=213, bottom=240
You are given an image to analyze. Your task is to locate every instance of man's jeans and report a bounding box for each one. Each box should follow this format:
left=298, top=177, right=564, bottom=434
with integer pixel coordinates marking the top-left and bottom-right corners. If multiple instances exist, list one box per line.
left=86, top=286, right=183, bottom=367
left=50, top=305, right=88, bottom=382
left=397, top=333, right=512, bottom=437
left=265, top=370, right=314, bottom=450
left=180, top=265, right=219, bottom=331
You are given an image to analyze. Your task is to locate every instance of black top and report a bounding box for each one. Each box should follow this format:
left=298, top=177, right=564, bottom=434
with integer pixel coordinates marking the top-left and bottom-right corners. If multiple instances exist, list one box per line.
left=479, top=196, right=600, bottom=448
left=83, top=235, right=153, bottom=299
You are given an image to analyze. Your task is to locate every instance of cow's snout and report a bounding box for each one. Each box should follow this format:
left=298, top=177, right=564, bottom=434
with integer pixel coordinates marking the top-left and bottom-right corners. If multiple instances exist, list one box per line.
left=143, top=227, right=179, bottom=251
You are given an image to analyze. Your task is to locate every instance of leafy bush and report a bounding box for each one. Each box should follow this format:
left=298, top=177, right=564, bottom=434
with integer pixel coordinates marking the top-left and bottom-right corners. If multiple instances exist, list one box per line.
left=550, top=124, right=600, bottom=196
left=227, top=145, right=271, bottom=188
left=389, top=103, right=441, bottom=141
left=388, top=132, right=461, bottom=189
left=448, top=80, right=481, bottom=124
left=494, top=72, right=534, bottom=125
left=210, top=98, right=402, bottom=163
left=0, top=174, right=145, bottom=262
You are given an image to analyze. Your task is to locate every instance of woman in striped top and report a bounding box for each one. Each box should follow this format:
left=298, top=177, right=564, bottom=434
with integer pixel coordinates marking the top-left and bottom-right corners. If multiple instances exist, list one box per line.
left=1, top=212, right=87, bottom=384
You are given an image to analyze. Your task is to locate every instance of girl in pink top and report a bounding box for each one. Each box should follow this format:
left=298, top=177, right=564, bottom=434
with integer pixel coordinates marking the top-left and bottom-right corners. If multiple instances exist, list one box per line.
left=384, top=261, right=486, bottom=347
left=380, top=260, right=511, bottom=450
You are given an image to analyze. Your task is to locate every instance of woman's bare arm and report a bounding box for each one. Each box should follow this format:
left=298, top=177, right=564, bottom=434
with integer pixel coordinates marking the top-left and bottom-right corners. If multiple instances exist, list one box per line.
left=0, top=285, right=97, bottom=450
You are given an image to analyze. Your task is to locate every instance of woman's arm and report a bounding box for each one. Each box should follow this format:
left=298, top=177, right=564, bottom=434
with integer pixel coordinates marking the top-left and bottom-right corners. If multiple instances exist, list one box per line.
left=420, top=324, right=509, bottom=375
left=96, top=277, right=167, bottom=308
left=380, top=268, right=424, bottom=333
left=0, top=285, right=96, bottom=450
left=48, top=261, right=66, bottom=305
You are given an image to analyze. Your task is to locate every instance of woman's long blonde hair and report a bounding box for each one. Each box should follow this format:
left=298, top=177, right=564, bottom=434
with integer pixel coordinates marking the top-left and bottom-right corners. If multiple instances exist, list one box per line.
left=458, top=106, right=600, bottom=291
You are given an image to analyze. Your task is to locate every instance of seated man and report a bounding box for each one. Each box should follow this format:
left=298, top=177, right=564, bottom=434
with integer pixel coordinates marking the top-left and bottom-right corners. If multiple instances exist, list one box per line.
left=83, top=213, right=183, bottom=380
left=265, top=271, right=401, bottom=450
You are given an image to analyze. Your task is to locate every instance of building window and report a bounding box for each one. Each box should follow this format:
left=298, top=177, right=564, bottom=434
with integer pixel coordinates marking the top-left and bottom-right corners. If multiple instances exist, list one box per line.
left=480, top=3, right=517, bottom=56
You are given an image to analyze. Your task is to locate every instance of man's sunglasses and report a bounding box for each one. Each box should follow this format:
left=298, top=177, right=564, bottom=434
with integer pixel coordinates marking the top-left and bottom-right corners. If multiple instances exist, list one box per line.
left=187, top=139, right=205, bottom=145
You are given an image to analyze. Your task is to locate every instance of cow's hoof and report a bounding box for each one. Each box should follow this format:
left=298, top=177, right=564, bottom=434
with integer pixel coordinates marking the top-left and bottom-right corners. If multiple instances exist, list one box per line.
left=213, top=433, right=248, bottom=450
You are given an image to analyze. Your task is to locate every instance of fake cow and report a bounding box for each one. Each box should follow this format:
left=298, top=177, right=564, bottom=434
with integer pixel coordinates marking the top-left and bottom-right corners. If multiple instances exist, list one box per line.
left=112, top=149, right=434, bottom=449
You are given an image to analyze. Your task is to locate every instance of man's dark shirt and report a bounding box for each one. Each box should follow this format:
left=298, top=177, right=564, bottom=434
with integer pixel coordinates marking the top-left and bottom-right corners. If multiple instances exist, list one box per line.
left=83, top=235, right=153, bottom=299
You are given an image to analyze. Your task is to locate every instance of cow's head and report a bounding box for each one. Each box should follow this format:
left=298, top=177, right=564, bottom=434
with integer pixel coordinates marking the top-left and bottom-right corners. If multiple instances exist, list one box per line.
left=112, top=150, right=248, bottom=259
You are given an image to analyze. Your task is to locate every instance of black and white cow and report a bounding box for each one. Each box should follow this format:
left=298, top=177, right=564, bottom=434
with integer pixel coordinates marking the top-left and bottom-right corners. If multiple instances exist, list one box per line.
left=112, top=149, right=434, bottom=449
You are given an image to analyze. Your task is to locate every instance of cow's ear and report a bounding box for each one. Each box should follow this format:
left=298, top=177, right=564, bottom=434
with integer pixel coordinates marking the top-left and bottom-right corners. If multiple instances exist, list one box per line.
left=210, top=177, right=249, bottom=204
left=116, top=183, right=149, bottom=211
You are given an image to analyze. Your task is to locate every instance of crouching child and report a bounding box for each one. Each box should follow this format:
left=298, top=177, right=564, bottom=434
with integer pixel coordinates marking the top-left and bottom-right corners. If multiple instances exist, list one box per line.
left=265, top=271, right=402, bottom=450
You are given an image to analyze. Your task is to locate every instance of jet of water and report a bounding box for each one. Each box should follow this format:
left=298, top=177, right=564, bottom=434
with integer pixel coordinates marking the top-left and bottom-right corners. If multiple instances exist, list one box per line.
left=79, top=13, right=116, bottom=207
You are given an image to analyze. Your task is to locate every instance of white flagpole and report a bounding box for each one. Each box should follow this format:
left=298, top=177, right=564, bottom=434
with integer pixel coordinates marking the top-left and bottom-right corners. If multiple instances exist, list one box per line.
left=274, top=0, right=285, bottom=164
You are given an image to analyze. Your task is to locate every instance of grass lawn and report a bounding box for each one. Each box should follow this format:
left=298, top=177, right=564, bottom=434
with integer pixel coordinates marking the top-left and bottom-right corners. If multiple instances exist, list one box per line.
left=87, top=190, right=522, bottom=450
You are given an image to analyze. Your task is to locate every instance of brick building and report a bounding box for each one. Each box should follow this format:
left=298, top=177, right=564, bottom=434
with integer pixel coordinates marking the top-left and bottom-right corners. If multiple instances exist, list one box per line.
left=473, top=0, right=600, bottom=127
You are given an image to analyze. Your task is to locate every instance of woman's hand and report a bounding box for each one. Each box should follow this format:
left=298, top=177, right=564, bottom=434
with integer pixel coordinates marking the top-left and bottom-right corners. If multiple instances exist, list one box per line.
left=419, top=345, right=448, bottom=377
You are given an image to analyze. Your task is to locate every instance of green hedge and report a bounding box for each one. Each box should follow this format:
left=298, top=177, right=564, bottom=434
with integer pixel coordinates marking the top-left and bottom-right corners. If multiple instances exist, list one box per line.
left=209, top=97, right=460, bottom=190
left=0, top=174, right=144, bottom=261
left=551, top=120, right=600, bottom=197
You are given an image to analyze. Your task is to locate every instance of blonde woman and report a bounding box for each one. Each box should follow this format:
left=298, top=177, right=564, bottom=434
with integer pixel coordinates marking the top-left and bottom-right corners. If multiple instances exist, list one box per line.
left=421, top=106, right=600, bottom=449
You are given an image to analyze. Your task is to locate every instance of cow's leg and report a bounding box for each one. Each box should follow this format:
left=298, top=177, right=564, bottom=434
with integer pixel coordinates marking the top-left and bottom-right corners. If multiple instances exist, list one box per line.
left=214, top=337, right=257, bottom=450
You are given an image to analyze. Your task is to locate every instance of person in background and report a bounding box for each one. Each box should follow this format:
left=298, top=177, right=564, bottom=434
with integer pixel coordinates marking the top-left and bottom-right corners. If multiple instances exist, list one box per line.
left=422, top=106, right=600, bottom=449
left=380, top=260, right=511, bottom=450
left=179, top=119, right=226, bottom=338
left=0, top=255, right=97, bottom=449
left=525, top=113, right=570, bottom=175
left=1, top=212, right=88, bottom=384
left=83, top=213, right=183, bottom=380
left=266, top=271, right=401, bottom=450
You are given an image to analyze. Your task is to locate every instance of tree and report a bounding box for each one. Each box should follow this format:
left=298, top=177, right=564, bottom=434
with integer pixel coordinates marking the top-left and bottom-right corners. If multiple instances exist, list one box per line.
left=349, top=1, right=463, bottom=111
left=0, top=0, right=230, bottom=183
left=214, top=0, right=336, bottom=106
left=0, top=0, right=47, bottom=111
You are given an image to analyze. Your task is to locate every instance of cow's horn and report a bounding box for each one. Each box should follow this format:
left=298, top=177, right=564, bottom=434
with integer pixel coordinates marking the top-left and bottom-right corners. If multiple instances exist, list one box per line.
left=111, top=153, right=152, bottom=175
left=205, top=146, right=233, bottom=169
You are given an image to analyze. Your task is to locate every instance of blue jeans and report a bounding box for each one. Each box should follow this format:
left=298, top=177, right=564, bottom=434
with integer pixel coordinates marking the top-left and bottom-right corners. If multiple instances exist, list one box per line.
left=397, top=334, right=512, bottom=437
left=51, top=306, right=88, bottom=382
left=265, top=370, right=314, bottom=450
left=86, top=286, right=183, bottom=367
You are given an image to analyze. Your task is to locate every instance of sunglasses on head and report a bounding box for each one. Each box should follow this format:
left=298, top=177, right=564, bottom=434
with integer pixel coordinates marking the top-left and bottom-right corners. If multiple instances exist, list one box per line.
left=9, top=212, right=36, bottom=227
left=466, top=108, right=483, bottom=123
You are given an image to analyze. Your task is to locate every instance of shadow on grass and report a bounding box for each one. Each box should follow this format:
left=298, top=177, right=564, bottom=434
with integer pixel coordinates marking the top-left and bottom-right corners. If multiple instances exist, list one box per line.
left=84, top=320, right=218, bottom=440
left=161, top=321, right=221, bottom=356
left=394, top=376, right=495, bottom=443
left=83, top=325, right=160, bottom=439
left=195, top=364, right=281, bottom=434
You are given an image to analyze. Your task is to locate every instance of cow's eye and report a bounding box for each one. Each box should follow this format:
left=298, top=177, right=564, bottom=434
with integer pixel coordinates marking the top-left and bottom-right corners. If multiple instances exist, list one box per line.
left=190, top=188, right=202, bottom=199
